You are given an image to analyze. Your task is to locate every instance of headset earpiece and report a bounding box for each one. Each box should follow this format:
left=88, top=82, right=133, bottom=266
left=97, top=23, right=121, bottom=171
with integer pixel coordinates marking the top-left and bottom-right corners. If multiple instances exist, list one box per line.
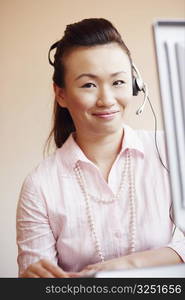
left=133, top=77, right=141, bottom=96
left=132, top=63, right=148, bottom=115
left=132, top=64, right=145, bottom=96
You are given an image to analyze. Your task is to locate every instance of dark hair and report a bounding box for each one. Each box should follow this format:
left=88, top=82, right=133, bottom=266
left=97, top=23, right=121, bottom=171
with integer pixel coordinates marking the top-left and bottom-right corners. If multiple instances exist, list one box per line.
left=45, top=18, right=132, bottom=152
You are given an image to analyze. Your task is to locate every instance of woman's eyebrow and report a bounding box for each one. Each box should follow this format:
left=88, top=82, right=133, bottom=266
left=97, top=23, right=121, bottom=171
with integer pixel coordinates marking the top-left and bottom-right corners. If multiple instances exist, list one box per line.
left=75, top=73, right=97, bottom=81
left=75, top=71, right=126, bottom=81
left=110, top=71, right=126, bottom=77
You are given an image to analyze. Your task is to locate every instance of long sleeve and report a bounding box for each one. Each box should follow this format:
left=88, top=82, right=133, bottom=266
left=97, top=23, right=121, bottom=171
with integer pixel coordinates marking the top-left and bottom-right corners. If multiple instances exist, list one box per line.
left=16, top=174, right=58, bottom=276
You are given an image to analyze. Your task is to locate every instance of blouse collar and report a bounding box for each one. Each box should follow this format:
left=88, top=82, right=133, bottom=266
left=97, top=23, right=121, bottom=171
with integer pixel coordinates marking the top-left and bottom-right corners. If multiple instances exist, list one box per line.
left=57, top=124, right=145, bottom=173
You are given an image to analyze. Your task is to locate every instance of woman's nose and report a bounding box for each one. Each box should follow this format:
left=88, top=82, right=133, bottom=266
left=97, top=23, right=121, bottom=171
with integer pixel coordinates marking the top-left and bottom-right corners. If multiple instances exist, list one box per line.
left=96, top=87, right=116, bottom=107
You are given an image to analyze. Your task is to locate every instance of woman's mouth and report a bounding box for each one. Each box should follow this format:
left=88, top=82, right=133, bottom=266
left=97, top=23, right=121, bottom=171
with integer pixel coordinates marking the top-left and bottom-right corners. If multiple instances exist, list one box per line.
left=92, top=110, right=119, bottom=119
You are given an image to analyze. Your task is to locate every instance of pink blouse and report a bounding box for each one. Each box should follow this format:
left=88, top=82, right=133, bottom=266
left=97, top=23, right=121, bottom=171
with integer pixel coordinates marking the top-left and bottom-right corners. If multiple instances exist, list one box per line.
left=16, top=124, right=185, bottom=276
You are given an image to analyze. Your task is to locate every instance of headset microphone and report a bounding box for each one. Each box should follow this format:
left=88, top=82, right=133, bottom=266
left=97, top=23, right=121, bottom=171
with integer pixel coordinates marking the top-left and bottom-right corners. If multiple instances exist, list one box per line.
left=135, top=83, right=148, bottom=115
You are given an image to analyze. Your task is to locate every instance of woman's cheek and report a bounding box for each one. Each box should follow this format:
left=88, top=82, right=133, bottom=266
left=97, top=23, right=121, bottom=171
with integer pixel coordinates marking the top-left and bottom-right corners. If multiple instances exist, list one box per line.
left=76, top=94, right=97, bottom=109
left=117, top=89, right=133, bottom=106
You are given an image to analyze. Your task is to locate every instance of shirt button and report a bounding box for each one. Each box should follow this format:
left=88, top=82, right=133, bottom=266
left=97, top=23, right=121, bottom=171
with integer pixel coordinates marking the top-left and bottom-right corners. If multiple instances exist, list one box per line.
left=115, top=231, right=122, bottom=238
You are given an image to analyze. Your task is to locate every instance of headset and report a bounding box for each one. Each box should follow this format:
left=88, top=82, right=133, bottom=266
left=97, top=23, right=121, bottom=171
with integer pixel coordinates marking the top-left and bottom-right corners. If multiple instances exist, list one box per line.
left=132, top=63, right=169, bottom=171
left=132, top=63, right=148, bottom=115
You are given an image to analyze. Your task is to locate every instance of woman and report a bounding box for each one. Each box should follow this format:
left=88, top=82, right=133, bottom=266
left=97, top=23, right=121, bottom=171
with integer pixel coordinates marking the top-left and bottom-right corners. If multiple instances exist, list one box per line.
left=16, top=18, right=185, bottom=278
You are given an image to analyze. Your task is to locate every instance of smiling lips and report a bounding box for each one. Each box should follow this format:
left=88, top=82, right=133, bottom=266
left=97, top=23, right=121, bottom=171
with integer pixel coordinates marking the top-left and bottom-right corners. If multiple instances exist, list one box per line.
left=92, top=110, right=119, bottom=119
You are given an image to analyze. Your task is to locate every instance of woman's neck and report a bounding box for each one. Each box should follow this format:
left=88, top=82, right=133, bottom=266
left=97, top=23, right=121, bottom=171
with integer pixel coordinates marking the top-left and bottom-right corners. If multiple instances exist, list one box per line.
left=75, top=129, right=124, bottom=180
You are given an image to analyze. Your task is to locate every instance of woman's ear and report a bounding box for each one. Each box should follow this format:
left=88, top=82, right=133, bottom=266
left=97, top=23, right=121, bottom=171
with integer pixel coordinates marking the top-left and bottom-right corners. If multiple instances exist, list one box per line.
left=53, top=83, right=68, bottom=108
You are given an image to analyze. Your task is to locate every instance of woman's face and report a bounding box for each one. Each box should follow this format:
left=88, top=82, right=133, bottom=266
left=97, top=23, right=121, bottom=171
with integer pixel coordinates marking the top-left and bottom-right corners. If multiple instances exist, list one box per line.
left=54, top=42, right=133, bottom=137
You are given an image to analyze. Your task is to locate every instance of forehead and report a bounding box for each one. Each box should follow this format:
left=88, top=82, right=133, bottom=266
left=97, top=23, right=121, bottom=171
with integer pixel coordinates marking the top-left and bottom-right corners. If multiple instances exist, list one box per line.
left=63, top=43, right=131, bottom=76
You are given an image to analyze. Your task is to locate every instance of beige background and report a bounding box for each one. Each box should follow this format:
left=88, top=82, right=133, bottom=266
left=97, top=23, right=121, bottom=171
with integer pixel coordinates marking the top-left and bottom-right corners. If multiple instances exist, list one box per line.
left=0, top=0, right=184, bottom=277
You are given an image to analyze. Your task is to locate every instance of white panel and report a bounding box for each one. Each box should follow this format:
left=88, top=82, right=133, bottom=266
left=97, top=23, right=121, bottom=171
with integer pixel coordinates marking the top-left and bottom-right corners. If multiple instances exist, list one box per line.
left=153, top=20, right=185, bottom=231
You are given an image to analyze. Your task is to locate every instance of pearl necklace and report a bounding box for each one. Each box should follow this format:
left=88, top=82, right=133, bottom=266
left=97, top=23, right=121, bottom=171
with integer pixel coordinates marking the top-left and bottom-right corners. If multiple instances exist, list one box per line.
left=74, top=149, right=136, bottom=262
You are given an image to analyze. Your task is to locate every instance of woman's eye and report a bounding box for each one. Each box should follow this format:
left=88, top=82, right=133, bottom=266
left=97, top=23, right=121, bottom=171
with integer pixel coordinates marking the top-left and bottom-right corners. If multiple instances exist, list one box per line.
left=81, top=83, right=96, bottom=88
left=113, top=80, right=125, bottom=86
